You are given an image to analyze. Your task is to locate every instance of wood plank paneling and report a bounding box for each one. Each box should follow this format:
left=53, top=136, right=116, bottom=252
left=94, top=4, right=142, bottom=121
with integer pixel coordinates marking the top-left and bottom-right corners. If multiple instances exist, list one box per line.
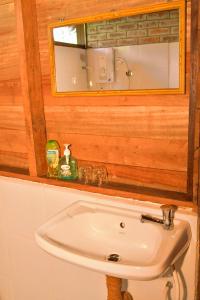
left=0, top=150, right=28, bottom=169
left=43, top=88, right=190, bottom=107
left=0, top=79, right=21, bottom=101
left=48, top=133, right=187, bottom=171
left=45, top=106, right=188, bottom=140
left=187, top=0, right=200, bottom=201
left=36, top=0, right=183, bottom=24
left=0, top=129, right=27, bottom=153
left=0, top=0, right=192, bottom=198
left=0, top=0, right=28, bottom=169
left=0, top=0, right=191, bottom=197
left=0, top=2, right=19, bottom=81
left=0, top=106, right=25, bottom=130
left=78, top=159, right=187, bottom=192
left=35, top=0, right=191, bottom=193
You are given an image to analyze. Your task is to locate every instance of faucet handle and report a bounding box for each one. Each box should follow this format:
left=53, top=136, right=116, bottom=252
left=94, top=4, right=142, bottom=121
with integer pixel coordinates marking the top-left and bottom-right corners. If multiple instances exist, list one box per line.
left=161, top=204, right=177, bottom=212
left=161, top=204, right=177, bottom=214
left=161, top=204, right=177, bottom=229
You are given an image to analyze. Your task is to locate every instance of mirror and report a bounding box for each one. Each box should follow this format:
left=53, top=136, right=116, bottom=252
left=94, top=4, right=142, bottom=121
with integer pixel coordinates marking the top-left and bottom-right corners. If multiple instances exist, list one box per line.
left=49, top=1, right=185, bottom=96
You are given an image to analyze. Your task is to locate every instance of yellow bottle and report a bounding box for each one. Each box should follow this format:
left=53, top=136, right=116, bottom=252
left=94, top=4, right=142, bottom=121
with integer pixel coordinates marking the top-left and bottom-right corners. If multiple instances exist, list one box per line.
left=46, top=140, right=60, bottom=178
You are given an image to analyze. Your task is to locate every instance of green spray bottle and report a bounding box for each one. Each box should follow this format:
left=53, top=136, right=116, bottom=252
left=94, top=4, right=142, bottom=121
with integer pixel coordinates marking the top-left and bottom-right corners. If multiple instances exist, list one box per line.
left=58, top=144, right=78, bottom=180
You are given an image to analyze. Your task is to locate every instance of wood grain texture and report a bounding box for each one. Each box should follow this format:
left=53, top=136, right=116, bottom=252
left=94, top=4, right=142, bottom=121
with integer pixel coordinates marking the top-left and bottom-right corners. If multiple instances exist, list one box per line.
left=14, top=0, right=47, bottom=176
left=78, top=159, right=187, bottom=192
left=0, top=0, right=192, bottom=200
left=187, top=0, right=200, bottom=202
left=0, top=150, right=28, bottom=169
left=45, top=106, right=188, bottom=140
left=188, top=0, right=200, bottom=296
left=0, top=1, right=28, bottom=170
left=34, top=0, right=191, bottom=193
left=48, top=133, right=187, bottom=172
left=0, top=106, right=25, bottom=130
left=43, top=87, right=190, bottom=106
left=0, top=2, right=19, bottom=81
left=0, top=129, right=27, bottom=153
left=36, top=0, right=183, bottom=24
left=0, top=0, right=196, bottom=203
left=192, top=32, right=200, bottom=300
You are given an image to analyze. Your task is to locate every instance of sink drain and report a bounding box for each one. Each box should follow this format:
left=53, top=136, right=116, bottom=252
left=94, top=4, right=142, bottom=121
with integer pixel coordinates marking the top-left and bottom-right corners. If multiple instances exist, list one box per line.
left=107, top=253, right=120, bottom=262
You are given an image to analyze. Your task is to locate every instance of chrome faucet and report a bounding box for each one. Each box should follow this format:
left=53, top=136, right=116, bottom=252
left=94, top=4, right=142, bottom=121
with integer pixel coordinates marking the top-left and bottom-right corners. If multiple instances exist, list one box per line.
left=141, top=204, right=177, bottom=230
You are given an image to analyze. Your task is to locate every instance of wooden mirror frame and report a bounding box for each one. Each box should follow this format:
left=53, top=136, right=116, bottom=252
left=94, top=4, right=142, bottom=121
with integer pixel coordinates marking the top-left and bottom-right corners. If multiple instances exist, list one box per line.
left=48, top=0, right=186, bottom=97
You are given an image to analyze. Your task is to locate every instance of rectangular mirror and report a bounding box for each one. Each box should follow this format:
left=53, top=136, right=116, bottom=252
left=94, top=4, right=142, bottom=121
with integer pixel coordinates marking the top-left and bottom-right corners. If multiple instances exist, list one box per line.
left=49, top=0, right=185, bottom=96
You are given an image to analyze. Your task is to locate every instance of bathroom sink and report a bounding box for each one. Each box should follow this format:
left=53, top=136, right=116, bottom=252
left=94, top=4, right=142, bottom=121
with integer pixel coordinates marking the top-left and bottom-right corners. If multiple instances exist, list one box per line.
left=35, top=201, right=191, bottom=280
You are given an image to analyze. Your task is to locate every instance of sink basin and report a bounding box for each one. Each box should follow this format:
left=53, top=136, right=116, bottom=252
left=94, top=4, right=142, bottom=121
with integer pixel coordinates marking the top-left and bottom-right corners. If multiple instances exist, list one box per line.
left=35, top=201, right=191, bottom=280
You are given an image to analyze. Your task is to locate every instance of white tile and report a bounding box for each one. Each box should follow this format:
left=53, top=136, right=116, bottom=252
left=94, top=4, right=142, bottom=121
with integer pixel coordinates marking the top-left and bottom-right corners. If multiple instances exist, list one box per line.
left=0, top=275, right=13, bottom=300
left=7, top=236, right=57, bottom=300
left=55, top=46, right=87, bottom=92
left=0, top=227, right=10, bottom=277
left=50, top=258, right=106, bottom=300
left=43, top=185, right=76, bottom=219
left=7, top=235, right=106, bottom=300
left=0, top=179, right=46, bottom=240
left=169, top=42, right=179, bottom=88
left=137, top=43, right=169, bottom=89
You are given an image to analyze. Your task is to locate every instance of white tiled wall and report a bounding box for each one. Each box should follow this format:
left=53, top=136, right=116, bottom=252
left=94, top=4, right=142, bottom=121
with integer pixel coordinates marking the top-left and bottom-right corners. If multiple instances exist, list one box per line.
left=87, top=42, right=179, bottom=90
left=0, top=176, right=198, bottom=300
left=55, top=46, right=88, bottom=92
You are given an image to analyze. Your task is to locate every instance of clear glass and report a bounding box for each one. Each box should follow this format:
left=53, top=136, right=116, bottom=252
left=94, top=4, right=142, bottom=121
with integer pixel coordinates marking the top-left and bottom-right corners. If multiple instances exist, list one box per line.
left=92, top=166, right=108, bottom=186
left=78, top=165, right=93, bottom=184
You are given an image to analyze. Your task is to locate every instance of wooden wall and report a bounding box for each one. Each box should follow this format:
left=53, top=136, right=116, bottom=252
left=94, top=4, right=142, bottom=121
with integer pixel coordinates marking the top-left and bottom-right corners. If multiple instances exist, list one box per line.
left=0, top=0, right=28, bottom=170
left=0, top=0, right=192, bottom=195
left=36, top=0, right=191, bottom=193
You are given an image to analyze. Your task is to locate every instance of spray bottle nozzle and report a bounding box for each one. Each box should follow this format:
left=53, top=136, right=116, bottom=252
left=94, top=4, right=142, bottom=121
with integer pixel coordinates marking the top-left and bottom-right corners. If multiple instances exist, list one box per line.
left=64, top=144, right=71, bottom=157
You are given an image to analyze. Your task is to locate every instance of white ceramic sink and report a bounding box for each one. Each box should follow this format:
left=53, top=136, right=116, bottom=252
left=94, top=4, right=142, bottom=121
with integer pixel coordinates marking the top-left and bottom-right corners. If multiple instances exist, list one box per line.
left=35, top=201, right=191, bottom=280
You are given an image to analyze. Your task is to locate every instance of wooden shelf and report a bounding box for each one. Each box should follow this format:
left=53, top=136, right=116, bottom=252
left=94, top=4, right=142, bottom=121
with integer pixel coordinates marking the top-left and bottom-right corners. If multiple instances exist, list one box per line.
left=0, top=166, right=195, bottom=208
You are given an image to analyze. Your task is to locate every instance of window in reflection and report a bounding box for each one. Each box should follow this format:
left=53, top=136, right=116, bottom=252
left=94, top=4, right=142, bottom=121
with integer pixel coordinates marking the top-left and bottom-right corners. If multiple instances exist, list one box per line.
left=53, top=24, right=86, bottom=46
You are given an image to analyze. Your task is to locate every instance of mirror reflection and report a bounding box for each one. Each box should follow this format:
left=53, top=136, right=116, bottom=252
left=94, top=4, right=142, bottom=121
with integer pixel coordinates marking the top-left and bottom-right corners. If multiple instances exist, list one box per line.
left=50, top=5, right=184, bottom=94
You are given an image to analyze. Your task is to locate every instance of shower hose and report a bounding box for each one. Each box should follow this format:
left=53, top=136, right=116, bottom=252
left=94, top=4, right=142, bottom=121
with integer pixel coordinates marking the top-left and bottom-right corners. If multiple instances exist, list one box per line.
left=163, top=265, right=181, bottom=300
left=106, top=265, right=181, bottom=300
